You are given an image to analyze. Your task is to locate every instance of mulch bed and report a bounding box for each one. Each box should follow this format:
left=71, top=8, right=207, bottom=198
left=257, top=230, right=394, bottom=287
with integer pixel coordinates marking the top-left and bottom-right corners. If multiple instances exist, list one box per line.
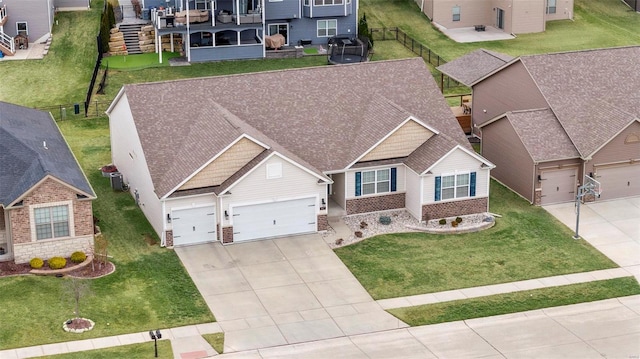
left=0, top=258, right=114, bottom=279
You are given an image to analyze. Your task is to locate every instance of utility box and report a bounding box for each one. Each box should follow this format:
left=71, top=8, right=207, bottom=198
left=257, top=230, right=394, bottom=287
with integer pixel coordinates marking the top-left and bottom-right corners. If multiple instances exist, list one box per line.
left=110, top=172, right=124, bottom=191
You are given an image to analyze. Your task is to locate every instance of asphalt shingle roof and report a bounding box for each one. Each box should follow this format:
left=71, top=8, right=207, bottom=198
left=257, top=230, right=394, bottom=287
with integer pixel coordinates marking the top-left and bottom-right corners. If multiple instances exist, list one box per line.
left=505, top=109, right=580, bottom=162
left=120, top=58, right=470, bottom=198
left=520, top=46, right=640, bottom=158
left=437, top=49, right=514, bottom=86
left=0, top=101, right=95, bottom=206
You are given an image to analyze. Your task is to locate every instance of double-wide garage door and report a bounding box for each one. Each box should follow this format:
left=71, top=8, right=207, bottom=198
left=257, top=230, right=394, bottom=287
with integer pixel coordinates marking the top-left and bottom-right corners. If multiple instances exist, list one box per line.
left=232, top=197, right=317, bottom=243
left=595, top=163, right=640, bottom=201
left=540, top=168, right=577, bottom=205
left=172, top=206, right=217, bottom=246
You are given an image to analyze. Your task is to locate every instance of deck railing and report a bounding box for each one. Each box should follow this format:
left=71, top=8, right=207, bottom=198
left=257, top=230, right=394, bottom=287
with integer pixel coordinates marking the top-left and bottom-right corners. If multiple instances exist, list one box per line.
left=0, top=31, right=15, bottom=55
left=0, top=5, right=7, bottom=26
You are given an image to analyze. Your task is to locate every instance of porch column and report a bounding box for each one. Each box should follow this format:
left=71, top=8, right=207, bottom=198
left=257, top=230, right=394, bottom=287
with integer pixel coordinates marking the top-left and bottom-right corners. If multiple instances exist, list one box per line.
left=170, top=33, right=174, bottom=52
left=158, top=34, right=163, bottom=63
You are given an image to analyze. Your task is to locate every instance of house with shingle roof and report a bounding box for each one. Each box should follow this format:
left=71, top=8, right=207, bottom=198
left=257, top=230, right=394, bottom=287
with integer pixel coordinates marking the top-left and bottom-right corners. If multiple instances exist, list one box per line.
left=0, top=101, right=96, bottom=264
left=472, top=46, right=640, bottom=205
left=106, top=58, right=495, bottom=246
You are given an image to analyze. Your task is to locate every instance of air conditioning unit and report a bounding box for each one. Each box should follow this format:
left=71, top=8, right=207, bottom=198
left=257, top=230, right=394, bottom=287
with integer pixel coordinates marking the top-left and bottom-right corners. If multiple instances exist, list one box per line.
left=110, top=172, right=124, bottom=191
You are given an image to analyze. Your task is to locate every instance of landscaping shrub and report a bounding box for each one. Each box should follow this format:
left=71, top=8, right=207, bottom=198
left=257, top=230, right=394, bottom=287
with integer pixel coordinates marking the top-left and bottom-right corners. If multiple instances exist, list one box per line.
left=71, top=251, right=87, bottom=264
left=451, top=221, right=458, bottom=228
left=49, top=257, right=67, bottom=270
left=438, top=219, right=447, bottom=225
left=30, top=258, right=44, bottom=269
left=456, top=217, right=463, bottom=223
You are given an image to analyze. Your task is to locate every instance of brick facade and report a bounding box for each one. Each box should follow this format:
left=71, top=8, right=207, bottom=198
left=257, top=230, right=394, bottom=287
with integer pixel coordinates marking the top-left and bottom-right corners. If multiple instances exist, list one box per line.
left=222, top=226, right=233, bottom=243
left=317, top=214, right=328, bottom=231
left=534, top=189, right=542, bottom=206
left=421, top=197, right=488, bottom=221
left=7, top=178, right=94, bottom=263
left=165, top=230, right=174, bottom=247
left=346, top=193, right=405, bottom=215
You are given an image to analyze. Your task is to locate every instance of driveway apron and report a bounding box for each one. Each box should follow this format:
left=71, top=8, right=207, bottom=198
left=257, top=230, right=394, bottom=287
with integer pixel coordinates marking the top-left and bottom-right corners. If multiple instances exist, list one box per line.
left=175, top=234, right=407, bottom=353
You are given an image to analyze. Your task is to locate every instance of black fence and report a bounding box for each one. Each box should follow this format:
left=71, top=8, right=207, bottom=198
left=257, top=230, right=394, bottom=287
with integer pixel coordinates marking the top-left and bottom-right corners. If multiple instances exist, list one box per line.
left=85, top=35, right=103, bottom=116
left=369, top=27, right=465, bottom=90
left=39, top=100, right=111, bottom=121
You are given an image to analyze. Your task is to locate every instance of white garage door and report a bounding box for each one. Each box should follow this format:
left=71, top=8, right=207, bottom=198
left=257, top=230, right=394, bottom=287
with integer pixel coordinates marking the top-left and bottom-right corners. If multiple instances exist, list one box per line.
left=540, top=168, right=577, bottom=205
left=172, top=206, right=217, bottom=246
left=595, top=164, right=640, bottom=201
left=232, top=197, right=317, bottom=242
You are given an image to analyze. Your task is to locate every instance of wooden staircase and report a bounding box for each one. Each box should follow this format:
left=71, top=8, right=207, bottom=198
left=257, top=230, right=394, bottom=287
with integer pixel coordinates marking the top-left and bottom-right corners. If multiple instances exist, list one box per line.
left=0, top=31, right=15, bottom=56
left=118, top=23, right=143, bottom=54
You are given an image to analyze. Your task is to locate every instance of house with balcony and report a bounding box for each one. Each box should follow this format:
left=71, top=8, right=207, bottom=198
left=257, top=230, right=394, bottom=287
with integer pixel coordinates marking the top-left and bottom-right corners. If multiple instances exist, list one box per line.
left=0, top=0, right=90, bottom=57
left=414, top=0, right=573, bottom=35
left=140, top=0, right=357, bottom=62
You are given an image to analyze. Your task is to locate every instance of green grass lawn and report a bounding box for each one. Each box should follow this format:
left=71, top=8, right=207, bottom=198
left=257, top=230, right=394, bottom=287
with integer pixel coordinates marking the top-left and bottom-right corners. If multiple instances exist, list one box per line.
left=202, top=333, right=225, bottom=354
left=102, top=52, right=182, bottom=70
left=388, top=277, right=640, bottom=326
left=36, top=340, right=173, bottom=359
left=0, top=117, right=214, bottom=350
left=335, top=180, right=618, bottom=300
left=360, top=0, right=640, bottom=61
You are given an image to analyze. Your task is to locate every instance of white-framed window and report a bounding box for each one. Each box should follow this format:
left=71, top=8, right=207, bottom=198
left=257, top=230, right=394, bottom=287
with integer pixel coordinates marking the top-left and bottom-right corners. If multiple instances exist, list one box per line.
left=304, top=0, right=310, bottom=5
left=268, top=23, right=289, bottom=45
left=361, top=169, right=390, bottom=195
left=546, top=0, right=556, bottom=14
left=317, top=19, right=337, bottom=37
left=16, top=22, right=28, bottom=36
left=195, top=0, right=212, bottom=9
left=314, top=0, right=342, bottom=5
left=266, top=162, right=283, bottom=179
left=441, top=173, right=470, bottom=200
left=452, top=6, right=460, bottom=21
left=34, top=205, right=70, bottom=240
left=269, top=0, right=283, bottom=2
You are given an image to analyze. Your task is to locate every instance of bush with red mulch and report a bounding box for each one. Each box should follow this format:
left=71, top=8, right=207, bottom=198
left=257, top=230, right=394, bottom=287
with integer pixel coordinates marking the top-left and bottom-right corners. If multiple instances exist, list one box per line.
left=0, top=258, right=114, bottom=278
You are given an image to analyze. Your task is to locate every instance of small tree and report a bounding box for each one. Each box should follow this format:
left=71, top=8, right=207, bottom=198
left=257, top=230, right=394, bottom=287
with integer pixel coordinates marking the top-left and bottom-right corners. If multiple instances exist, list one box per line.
left=63, top=277, right=92, bottom=319
left=358, top=13, right=373, bottom=47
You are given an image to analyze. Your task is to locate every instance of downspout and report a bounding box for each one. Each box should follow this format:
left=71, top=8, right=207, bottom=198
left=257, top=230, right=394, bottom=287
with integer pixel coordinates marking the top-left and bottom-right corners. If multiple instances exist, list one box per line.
left=419, top=176, right=424, bottom=222
left=420, top=0, right=424, bottom=13
left=161, top=201, right=167, bottom=247
left=48, top=0, right=53, bottom=38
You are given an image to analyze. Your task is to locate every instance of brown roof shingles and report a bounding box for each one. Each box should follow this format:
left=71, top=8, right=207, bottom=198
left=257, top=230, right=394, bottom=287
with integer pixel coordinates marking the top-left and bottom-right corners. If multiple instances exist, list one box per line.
left=506, top=109, right=580, bottom=162
left=520, top=46, right=640, bottom=158
left=437, top=49, right=514, bottom=86
left=122, top=58, right=469, bottom=198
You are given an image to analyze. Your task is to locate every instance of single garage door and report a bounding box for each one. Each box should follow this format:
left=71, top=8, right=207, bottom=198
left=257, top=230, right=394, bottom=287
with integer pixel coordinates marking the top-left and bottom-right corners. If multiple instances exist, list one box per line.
left=540, top=168, right=577, bottom=205
left=232, top=197, right=317, bottom=242
left=172, top=206, right=217, bottom=246
left=595, top=163, right=640, bottom=201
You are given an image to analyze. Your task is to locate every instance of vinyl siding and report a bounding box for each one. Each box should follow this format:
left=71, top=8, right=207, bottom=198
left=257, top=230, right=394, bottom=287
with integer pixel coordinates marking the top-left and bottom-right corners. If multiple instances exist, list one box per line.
left=472, top=61, right=548, bottom=127
left=346, top=165, right=406, bottom=198
left=265, top=0, right=300, bottom=20
left=179, top=137, right=265, bottom=191
left=432, top=0, right=492, bottom=29
left=360, top=120, right=435, bottom=162
left=482, top=117, right=535, bottom=202
left=189, top=44, right=263, bottom=62
left=588, top=121, right=640, bottom=174
left=285, top=13, right=357, bottom=45
left=404, top=168, right=422, bottom=219
left=55, top=0, right=90, bottom=8
left=2, top=0, right=53, bottom=42
left=109, top=94, right=164, bottom=237
left=221, top=154, right=326, bottom=227
left=511, top=0, right=545, bottom=34
left=422, top=148, right=490, bottom=203
left=545, top=0, right=574, bottom=20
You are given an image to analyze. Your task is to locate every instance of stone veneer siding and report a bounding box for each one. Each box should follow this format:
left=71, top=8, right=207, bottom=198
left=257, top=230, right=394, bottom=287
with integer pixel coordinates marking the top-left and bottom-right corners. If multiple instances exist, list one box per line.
left=222, top=226, right=233, bottom=243
left=346, top=193, right=405, bottom=215
left=421, top=197, right=488, bottom=221
left=317, top=214, right=328, bottom=231
left=9, top=178, right=94, bottom=264
left=13, top=235, right=94, bottom=264
left=165, top=230, right=174, bottom=247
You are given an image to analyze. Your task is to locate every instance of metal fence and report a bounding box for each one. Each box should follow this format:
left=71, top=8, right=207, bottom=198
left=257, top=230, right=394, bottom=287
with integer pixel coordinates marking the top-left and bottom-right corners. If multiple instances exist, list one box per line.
left=369, top=27, right=465, bottom=90
left=39, top=100, right=111, bottom=121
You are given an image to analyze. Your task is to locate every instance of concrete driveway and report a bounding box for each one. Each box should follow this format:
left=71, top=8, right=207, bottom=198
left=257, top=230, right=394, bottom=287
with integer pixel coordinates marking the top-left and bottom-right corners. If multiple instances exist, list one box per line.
left=544, top=197, right=640, bottom=281
left=175, top=234, right=407, bottom=353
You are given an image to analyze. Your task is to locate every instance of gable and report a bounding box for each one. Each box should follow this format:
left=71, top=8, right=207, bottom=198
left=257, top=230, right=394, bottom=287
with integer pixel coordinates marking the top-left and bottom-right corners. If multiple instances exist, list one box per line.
left=179, top=137, right=265, bottom=191
left=360, top=119, right=435, bottom=162
left=429, top=147, right=489, bottom=175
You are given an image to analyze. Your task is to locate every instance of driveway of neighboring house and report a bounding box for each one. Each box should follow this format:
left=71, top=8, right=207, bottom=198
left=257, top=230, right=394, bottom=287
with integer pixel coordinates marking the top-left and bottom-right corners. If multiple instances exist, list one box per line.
left=544, top=197, right=640, bottom=281
left=175, top=234, right=407, bottom=353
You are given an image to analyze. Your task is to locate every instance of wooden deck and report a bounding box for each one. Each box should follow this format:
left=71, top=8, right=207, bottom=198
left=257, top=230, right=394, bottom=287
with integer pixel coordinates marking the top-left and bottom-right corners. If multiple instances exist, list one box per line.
left=451, top=106, right=472, bottom=135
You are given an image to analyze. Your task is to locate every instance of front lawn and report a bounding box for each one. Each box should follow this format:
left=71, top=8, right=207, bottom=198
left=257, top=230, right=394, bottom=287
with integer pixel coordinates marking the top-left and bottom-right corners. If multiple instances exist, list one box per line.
left=334, top=180, right=617, bottom=300
left=388, top=277, right=640, bottom=326
left=36, top=340, right=173, bottom=359
left=0, top=118, right=214, bottom=350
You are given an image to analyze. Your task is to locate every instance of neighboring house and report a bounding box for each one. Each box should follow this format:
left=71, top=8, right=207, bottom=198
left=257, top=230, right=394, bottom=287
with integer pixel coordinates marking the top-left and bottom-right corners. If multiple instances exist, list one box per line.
left=0, top=0, right=90, bottom=56
left=106, top=58, right=494, bottom=247
left=471, top=46, right=640, bottom=205
left=415, top=0, right=573, bottom=34
left=0, top=101, right=96, bottom=264
left=140, top=0, right=358, bottom=62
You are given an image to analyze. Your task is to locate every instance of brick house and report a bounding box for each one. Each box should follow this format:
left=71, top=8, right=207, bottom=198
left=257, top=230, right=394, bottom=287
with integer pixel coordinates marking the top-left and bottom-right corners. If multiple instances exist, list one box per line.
left=107, top=58, right=494, bottom=247
left=0, top=101, right=96, bottom=264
